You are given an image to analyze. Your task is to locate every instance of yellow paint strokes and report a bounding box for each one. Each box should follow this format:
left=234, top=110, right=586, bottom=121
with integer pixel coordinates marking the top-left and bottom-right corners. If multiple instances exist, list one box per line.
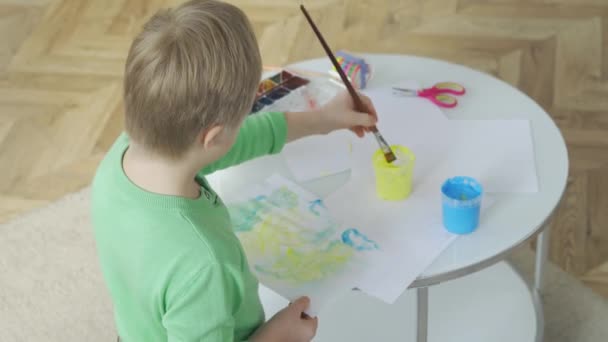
left=265, top=242, right=354, bottom=283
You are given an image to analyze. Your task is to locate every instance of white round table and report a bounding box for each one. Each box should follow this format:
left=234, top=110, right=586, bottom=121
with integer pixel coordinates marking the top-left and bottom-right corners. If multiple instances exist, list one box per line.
left=209, top=54, right=569, bottom=342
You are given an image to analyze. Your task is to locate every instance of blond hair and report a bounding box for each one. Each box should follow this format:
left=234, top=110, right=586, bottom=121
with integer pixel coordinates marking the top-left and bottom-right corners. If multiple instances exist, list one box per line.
left=123, top=0, right=262, bottom=158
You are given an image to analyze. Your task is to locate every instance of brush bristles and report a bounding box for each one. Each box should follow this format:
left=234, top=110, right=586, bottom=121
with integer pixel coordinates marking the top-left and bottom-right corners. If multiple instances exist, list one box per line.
left=384, top=151, right=397, bottom=163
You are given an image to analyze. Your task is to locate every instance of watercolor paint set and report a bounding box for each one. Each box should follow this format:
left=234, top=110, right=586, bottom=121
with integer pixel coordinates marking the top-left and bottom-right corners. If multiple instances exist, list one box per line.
left=250, top=70, right=310, bottom=114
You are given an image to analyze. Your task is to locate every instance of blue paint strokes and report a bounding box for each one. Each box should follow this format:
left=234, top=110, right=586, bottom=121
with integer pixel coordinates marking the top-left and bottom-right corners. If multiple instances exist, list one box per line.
left=341, top=228, right=379, bottom=251
left=267, top=187, right=298, bottom=209
left=308, top=199, right=325, bottom=216
left=312, top=227, right=335, bottom=243
left=228, top=188, right=302, bottom=232
left=255, top=195, right=267, bottom=201
left=228, top=196, right=270, bottom=232
left=228, top=203, right=263, bottom=232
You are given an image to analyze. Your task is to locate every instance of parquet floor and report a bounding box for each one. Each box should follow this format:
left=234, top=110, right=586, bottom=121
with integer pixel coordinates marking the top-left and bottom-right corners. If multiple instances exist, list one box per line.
left=1, top=0, right=607, bottom=297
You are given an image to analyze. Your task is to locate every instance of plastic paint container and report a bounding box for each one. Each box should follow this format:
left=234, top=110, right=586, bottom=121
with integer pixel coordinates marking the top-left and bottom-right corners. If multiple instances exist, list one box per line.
left=372, top=145, right=415, bottom=201
left=441, top=176, right=483, bottom=234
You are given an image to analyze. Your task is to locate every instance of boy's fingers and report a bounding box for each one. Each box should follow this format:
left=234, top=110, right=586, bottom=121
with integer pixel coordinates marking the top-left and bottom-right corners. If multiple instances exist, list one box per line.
left=352, top=111, right=377, bottom=127
left=347, top=110, right=375, bottom=138
left=304, top=316, right=318, bottom=333
left=350, top=127, right=364, bottom=138
left=359, top=94, right=378, bottom=118
left=291, top=296, right=310, bottom=313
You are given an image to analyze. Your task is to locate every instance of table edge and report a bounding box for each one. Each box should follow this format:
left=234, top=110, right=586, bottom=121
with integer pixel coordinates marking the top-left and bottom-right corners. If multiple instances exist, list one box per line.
left=408, top=191, right=565, bottom=288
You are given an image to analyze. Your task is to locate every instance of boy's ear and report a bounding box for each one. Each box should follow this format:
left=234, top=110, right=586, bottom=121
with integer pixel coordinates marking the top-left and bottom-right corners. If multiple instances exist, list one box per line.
left=199, top=125, right=224, bottom=149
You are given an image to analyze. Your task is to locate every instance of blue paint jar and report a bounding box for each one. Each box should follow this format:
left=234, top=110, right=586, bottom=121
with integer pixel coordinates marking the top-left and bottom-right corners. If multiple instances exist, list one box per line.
left=441, top=176, right=483, bottom=234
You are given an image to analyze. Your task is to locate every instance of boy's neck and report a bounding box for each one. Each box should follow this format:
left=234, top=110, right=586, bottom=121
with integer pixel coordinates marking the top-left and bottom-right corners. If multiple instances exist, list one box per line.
left=122, top=144, right=204, bottom=199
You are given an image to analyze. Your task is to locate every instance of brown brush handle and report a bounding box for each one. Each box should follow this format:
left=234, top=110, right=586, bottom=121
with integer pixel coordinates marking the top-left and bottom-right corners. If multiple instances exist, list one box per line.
left=300, top=5, right=369, bottom=116
left=300, top=5, right=395, bottom=162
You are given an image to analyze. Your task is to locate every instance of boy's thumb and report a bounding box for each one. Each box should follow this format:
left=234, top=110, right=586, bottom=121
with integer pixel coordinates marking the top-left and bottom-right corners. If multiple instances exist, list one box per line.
left=291, top=296, right=310, bottom=313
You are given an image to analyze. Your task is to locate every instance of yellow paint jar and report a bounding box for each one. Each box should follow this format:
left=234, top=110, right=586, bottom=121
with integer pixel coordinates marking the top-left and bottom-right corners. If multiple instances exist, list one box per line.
left=372, top=145, right=415, bottom=201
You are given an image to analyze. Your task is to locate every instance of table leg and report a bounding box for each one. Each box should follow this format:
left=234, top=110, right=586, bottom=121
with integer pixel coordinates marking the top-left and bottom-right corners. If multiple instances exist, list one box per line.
left=417, top=287, right=428, bottom=342
left=534, top=226, right=550, bottom=293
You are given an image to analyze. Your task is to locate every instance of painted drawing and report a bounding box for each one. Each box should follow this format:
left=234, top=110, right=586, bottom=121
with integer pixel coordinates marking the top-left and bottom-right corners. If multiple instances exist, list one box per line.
left=226, top=176, right=380, bottom=285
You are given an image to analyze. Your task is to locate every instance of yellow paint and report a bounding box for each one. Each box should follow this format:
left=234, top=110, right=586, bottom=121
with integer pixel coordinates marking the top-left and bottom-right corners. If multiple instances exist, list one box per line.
left=269, top=243, right=354, bottom=282
left=233, top=187, right=358, bottom=283
left=239, top=214, right=354, bottom=283
left=239, top=214, right=303, bottom=257
left=372, top=145, right=415, bottom=201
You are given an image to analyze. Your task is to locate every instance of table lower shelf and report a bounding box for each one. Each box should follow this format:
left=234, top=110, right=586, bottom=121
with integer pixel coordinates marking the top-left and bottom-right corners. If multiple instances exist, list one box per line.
left=259, top=261, right=540, bottom=341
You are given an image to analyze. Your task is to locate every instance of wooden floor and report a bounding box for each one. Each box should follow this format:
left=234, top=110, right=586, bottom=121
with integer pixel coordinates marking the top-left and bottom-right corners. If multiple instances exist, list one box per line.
left=1, top=0, right=607, bottom=297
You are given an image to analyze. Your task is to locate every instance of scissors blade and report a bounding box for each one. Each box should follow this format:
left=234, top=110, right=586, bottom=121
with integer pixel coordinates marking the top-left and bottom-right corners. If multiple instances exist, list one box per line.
left=392, top=87, right=418, bottom=96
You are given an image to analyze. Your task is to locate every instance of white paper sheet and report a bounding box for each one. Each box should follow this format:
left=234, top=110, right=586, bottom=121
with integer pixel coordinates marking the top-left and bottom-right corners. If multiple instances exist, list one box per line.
left=323, top=104, right=500, bottom=302
left=224, top=175, right=392, bottom=316
left=323, top=177, right=453, bottom=302
left=324, top=175, right=494, bottom=303
left=225, top=173, right=493, bottom=312
left=360, top=86, right=539, bottom=193
left=418, top=119, right=538, bottom=193
left=282, top=130, right=353, bottom=182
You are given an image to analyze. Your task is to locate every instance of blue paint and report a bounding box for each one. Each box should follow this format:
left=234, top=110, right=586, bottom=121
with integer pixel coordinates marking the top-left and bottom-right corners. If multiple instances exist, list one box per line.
left=228, top=204, right=262, bottom=232
left=441, top=176, right=483, bottom=235
left=267, top=86, right=290, bottom=100
left=341, top=228, right=379, bottom=251
left=313, top=228, right=335, bottom=243
left=227, top=195, right=271, bottom=232
left=258, top=96, right=274, bottom=106
left=251, top=101, right=265, bottom=114
left=267, top=187, right=298, bottom=209
left=308, top=199, right=325, bottom=216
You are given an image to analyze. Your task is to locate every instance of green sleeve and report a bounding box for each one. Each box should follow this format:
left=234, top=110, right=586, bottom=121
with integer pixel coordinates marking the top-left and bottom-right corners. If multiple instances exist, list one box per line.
left=199, top=112, right=287, bottom=176
left=163, top=263, right=246, bottom=342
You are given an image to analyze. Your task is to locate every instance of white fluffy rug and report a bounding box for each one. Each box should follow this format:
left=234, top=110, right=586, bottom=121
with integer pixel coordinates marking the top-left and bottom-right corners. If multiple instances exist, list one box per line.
left=1, top=188, right=606, bottom=341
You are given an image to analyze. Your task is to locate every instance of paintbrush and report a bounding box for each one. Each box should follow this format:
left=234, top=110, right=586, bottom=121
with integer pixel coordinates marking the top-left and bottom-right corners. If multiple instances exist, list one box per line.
left=299, top=4, right=396, bottom=163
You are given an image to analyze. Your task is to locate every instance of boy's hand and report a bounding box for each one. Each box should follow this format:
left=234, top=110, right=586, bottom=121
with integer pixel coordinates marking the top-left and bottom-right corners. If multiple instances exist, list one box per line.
left=249, top=297, right=318, bottom=342
left=317, top=90, right=378, bottom=138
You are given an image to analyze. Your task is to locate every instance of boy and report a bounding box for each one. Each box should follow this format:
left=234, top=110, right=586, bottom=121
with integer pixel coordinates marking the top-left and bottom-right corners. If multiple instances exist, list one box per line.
left=91, top=1, right=377, bottom=341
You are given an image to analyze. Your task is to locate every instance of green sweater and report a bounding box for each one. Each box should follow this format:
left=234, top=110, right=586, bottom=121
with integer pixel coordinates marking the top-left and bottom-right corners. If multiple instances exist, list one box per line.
left=91, top=112, right=287, bottom=342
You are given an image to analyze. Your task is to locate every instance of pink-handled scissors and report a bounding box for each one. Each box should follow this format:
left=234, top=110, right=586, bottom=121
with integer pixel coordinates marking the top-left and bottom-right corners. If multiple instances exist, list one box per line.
left=393, top=82, right=466, bottom=108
